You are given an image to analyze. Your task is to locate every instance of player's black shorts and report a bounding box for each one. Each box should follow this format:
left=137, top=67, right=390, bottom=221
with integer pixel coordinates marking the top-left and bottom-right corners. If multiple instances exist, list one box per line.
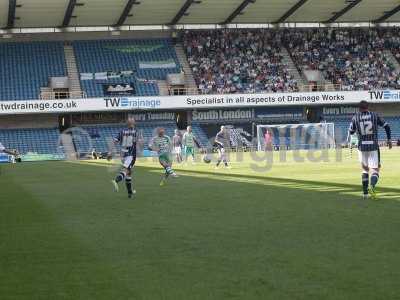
left=122, top=153, right=136, bottom=170
left=214, top=142, right=224, bottom=149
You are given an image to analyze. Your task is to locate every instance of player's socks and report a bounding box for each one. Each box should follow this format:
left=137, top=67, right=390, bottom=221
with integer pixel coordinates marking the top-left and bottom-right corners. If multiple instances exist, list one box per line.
left=369, top=172, right=379, bottom=200
left=115, top=171, right=126, bottom=183
left=370, top=172, right=379, bottom=188
left=164, top=166, right=178, bottom=178
left=125, top=176, right=133, bottom=196
left=362, top=172, right=369, bottom=196
left=224, top=160, right=228, bottom=167
left=111, top=180, right=119, bottom=192
left=216, top=160, right=221, bottom=167
left=165, top=166, right=173, bottom=174
left=160, top=176, right=166, bottom=186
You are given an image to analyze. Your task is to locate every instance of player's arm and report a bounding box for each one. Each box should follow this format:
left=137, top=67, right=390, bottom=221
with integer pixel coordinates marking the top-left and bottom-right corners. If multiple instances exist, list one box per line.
left=182, top=133, right=187, bottom=146
left=215, top=132, right=225, bottom=147
left=193, top=136, right=201, bottom=148
left=346, top=129, right=351, bottom=144
left=348, top=118, right=356, bottom=136
left=113, top=131, right=122, bottom=144
left=347, top=118, right=357, bottom=146
left=167, top=136, right=173, bottom=152
left=107, top=131, right=122, bottom=160
left=378, top=116, right=392, bottom=149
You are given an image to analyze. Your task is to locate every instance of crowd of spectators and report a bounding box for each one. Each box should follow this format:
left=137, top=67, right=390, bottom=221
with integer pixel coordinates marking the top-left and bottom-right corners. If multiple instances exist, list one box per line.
left=183, top=30, right=298, bottom=94
left=183, top=28, right=400, bottom=94
left=284, top=28, right=400, bottom=91
left=380, top=28, right=400, bottom=66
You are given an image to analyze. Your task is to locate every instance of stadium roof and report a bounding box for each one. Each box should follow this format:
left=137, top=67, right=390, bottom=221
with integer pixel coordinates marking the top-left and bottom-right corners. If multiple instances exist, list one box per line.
left=1, top=0, right=400, bottom=29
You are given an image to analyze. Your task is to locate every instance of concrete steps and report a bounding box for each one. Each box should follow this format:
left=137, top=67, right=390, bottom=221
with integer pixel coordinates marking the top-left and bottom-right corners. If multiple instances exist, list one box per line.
left=64, top=44, right=83, bottom=97
left=281, top=47, right=307, bottom=87
left=157, top=80, right=170, bottom=96
left=385, top=50, right=400, bottom=72
left=174, top=44, right=198, bottom=94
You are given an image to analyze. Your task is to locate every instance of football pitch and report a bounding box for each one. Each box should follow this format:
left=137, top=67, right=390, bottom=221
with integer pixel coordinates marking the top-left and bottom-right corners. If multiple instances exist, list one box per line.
left=1, top=149, right=400, bottom=300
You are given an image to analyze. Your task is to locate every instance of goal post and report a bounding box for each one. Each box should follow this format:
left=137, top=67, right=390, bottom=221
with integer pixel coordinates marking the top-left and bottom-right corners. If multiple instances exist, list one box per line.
left=256, top=123, right=336, bottom=151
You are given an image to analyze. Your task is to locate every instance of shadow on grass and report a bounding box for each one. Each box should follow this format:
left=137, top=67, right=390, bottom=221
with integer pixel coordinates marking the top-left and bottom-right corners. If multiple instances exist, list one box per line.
left=138, top=165, right=400, bottom=200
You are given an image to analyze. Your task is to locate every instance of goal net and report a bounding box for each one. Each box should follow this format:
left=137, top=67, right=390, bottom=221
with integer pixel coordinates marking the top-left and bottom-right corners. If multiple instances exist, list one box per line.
left=256, top=123, right=335, bottom=151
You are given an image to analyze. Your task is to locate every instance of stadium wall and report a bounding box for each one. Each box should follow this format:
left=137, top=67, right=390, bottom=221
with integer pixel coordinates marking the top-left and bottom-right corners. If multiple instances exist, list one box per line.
left=0, top=114, right=58, bottom=129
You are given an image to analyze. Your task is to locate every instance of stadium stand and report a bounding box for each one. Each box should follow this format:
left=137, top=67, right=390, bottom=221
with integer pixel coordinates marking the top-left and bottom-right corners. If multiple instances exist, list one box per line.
left=283, top=28, right=400, bottom=91
left=327, top=116, right=400, bottom=144
left=73, top=39, right=181, bottom=97
left=0, top=122, right=210, bottom=157
left=184, top=29, right=400, bottom=93
left=2, top=31, right=400, bottom=101
left=0, top=42, right=66, bottom=101
left=0, top=128, right=60, bottom=154
left=183, top=30, right=299, bottom=94
left=384, top=29, right=400, bottom=65
left=80, top=77, right=160, bottom=98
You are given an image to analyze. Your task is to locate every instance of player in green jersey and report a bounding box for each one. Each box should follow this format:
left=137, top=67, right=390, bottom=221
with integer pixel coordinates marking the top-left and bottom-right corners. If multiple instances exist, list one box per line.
left=182, top=126, right=200, bottom=163
left=149, top=127, right=178, bottom=186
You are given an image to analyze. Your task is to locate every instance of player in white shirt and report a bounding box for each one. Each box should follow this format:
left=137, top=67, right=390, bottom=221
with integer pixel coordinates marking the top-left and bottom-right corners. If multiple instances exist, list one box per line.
left=172, top=129, right=183, bottom=163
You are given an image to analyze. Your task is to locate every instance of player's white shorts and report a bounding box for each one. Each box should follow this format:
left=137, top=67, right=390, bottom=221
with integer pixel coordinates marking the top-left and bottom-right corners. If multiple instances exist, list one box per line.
left=174, top=146, right=182, bottom=154
left=358, top=150, right=380, bottom=169
left=122, top=155, right=135, bottom=169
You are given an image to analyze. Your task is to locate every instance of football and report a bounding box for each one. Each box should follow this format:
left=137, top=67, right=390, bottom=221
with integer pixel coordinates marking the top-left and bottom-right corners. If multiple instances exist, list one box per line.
left=203, top=155, right=212, bottom=163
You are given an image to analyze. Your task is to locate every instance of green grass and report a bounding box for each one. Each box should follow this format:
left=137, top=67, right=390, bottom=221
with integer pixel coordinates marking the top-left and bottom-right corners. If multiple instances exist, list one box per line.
left=1, top=149, right=400, bottom=300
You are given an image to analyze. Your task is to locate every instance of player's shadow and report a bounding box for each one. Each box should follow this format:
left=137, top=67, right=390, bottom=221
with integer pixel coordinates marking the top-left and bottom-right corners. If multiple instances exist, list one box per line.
left=139, top=165, right=400, bottom=200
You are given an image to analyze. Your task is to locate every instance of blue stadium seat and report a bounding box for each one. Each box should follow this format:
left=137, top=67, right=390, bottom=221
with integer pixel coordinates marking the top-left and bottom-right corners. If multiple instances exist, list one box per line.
left=75, top=123, right=178, bottom=154
left=0, top=42, right=66, bottom=101
left=329, top=116, right=400, bottom=144
left=72, top=123, right=209, bottom=155
left=0, top=128, right=61, bottom=154
left=73, top=39, right=180, bottom=97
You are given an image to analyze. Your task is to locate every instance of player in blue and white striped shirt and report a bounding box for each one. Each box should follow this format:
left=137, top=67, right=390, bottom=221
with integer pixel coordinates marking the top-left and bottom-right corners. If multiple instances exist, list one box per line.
left=110, top=117, right=138, bottom=198
left=214, top=126, right=230, bottom=168
left=348, top=101, right=392, bottom=199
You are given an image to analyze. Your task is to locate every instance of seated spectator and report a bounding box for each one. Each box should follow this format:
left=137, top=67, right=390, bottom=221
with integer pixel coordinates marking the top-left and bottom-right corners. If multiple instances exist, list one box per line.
left=284, top=28, right=400, bottom=91
left=184, top=29, right=298, bottom=94
left=184, top=28, right=400, bottom=94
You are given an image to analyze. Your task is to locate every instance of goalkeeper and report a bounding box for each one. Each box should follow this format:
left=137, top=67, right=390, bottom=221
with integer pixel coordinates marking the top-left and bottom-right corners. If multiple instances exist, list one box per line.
left=149, top=127, right=178, bottom=186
